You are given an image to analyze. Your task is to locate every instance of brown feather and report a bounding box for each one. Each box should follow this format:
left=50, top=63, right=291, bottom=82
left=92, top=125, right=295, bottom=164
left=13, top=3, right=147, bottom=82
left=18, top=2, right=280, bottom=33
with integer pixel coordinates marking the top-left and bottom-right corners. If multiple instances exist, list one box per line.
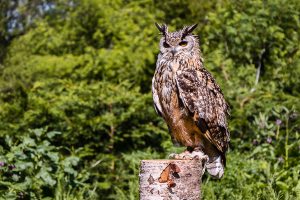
left=176, top=68, right=230, bottom=153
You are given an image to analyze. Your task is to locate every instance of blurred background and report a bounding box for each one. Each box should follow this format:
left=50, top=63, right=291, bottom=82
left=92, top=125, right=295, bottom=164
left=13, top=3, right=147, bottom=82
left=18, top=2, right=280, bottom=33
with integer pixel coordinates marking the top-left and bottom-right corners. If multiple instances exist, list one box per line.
left=0, top=0, right=299, bottom=199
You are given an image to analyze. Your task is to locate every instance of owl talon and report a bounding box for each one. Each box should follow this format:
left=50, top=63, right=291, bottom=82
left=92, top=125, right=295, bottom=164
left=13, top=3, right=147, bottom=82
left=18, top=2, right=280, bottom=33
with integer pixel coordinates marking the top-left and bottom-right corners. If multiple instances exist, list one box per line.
left=190, top=150, right=207, bottom=160
left=168, top=153, right=177, bottom=159
left=169, top=150, right=208, bottom=161
left=169, top=152, right=188, bottom=160
left=183, top=155, right=192, bottom=160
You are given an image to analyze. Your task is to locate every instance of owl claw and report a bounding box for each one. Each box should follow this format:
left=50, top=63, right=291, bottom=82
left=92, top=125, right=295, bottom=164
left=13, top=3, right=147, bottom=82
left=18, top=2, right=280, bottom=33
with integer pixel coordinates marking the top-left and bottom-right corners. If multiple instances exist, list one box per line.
left=169, top=150, right=208, bottom=161
left=191, top=151, right=208, bottom=161
left=168, top=151, right=191, bottom=160
left=168, top=153, right=177, bottom=159
left=183, top=155, right=193, bottom=160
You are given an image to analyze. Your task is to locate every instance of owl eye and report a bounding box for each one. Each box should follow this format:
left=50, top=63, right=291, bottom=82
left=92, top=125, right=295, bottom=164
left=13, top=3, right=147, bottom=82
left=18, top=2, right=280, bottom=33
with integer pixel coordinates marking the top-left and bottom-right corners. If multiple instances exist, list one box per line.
left=179, top=41, right=188, bottom=47
left=163, top=42, right=170, bottom=48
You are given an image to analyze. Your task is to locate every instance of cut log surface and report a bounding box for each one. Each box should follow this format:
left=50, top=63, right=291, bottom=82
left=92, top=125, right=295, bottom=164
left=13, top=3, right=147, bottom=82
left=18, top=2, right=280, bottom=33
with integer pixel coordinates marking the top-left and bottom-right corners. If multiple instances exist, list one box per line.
left=139, top=159, right=205, bottom=200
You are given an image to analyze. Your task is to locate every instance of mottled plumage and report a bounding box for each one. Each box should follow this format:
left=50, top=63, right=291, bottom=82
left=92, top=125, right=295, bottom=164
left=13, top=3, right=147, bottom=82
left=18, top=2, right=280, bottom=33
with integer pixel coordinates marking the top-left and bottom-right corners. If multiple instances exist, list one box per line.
left=152, top=23, right=230, bottom=178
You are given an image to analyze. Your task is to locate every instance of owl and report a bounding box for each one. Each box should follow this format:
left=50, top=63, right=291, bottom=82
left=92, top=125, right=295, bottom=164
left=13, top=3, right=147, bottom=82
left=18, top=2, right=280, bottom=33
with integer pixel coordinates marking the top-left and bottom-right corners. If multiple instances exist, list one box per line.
left=152, top=23, right=230, bottom=179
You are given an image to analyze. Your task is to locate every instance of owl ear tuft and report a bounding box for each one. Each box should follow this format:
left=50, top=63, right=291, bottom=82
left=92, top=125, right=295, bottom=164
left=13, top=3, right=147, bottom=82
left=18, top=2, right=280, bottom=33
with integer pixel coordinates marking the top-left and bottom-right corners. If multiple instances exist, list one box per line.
left=182, top=24, right=198, bottom=38
left=155, top=23, right=168, bottom=35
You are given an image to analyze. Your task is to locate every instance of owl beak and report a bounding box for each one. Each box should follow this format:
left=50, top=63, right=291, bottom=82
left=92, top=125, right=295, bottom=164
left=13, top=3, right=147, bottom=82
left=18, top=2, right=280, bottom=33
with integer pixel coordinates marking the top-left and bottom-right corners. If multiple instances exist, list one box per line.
left=171, top=48, right=177, bottom=56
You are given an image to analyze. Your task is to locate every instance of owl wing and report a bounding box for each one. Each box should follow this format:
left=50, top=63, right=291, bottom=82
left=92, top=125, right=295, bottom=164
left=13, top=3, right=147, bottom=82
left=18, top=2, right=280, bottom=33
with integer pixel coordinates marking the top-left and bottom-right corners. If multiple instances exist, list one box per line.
left=152, top=76, right=163, bottom=117
left=175, top=68, right=230, bottom=153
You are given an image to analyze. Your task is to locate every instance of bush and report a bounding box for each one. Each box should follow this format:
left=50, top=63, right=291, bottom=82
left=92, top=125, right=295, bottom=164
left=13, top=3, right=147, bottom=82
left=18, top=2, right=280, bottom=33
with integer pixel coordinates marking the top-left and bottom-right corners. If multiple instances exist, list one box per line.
left=0, top=0, right=299, bottom=199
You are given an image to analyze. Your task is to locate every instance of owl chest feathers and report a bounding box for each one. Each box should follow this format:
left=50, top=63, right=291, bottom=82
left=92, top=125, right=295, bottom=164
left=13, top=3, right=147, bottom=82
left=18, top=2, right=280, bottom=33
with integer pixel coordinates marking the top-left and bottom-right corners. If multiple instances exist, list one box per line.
left=154, top=57, right=202, bottom=147
left=156, top=59, right=183, bottom=114
left=155, top=57, right=196, bottom=112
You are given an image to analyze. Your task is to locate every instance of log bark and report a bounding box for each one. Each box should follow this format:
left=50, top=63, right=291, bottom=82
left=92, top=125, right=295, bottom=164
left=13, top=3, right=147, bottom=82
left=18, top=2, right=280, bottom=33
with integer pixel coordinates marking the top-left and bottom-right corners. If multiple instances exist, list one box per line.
left=139, top=159, right=205, bottom=200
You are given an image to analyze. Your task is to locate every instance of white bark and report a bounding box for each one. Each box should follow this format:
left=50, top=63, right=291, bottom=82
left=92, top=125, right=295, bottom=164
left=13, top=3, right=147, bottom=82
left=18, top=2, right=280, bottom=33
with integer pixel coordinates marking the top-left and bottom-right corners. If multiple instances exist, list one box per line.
left=139, top=159, right=205, bottom=200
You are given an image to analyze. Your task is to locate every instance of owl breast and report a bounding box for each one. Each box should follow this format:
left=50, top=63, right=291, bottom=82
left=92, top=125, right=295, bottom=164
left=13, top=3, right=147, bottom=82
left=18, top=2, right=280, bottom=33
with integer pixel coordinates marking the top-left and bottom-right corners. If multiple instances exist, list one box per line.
left=154, top=58, right=203, bottom=147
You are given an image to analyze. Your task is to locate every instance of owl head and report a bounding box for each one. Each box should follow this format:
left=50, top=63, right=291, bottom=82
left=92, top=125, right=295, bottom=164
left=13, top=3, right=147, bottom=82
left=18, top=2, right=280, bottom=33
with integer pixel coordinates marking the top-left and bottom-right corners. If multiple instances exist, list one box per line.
left=155, top=23, right=199, bottom=58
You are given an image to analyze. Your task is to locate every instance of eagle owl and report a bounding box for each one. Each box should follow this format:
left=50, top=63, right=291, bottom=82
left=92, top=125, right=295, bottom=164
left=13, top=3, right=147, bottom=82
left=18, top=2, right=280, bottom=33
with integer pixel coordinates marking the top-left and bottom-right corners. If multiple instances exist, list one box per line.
left=152, top=23, right=230, bottom=179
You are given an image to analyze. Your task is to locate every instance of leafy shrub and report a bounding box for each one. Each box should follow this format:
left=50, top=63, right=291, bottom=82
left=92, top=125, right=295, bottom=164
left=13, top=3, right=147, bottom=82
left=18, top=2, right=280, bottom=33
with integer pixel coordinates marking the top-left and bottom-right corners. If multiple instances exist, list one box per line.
left=0, top=0, right=299, bottom=199
left=0, top=128, right=98, bottom=199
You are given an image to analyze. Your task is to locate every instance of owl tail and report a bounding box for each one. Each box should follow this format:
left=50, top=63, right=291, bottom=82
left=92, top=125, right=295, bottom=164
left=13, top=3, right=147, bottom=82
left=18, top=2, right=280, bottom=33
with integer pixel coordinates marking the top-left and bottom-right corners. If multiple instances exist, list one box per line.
left=206, top=155, right=225, bottom=179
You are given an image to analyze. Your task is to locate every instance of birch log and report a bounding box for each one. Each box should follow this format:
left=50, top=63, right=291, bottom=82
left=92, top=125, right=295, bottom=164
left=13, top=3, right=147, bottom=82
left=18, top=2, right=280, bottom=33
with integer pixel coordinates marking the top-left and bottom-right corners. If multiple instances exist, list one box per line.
left=139, top=159, right=205, bottom=200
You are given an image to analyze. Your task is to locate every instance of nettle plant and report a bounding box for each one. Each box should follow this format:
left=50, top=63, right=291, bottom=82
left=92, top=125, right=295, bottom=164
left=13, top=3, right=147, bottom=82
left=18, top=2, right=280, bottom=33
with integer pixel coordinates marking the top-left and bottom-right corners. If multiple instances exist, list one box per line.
left=0, top=128, right=97, bottom=200
left=251, top=106, right=299, bottom=164
left=249, top=106, right=300, bottom=193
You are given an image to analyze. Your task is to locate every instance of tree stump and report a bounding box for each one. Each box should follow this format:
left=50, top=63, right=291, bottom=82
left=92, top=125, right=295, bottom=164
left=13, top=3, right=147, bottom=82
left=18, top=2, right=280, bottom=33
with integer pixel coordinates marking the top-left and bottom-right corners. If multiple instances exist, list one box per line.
left=139, top=159, right=206, bottom=200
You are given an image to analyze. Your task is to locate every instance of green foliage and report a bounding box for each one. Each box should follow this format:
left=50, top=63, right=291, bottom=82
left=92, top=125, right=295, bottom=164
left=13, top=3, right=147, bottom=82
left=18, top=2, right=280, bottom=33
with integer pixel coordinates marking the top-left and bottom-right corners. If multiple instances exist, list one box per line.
left=0, top=0, right=299, bottom=199
left=0, top=128, right=98, bottom=199
left=202, top=151, right=300, bottom=200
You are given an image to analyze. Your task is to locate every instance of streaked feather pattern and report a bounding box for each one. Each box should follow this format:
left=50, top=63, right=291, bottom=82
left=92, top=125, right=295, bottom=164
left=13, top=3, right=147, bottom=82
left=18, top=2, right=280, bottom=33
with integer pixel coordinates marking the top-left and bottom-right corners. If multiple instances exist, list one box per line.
left=176, top=68, right=230, bottom=153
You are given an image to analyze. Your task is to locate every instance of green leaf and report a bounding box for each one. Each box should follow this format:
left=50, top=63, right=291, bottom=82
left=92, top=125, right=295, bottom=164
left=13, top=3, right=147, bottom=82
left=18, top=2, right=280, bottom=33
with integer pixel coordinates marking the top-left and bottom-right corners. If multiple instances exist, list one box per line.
left=46, top=131, right=61, bottom=139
